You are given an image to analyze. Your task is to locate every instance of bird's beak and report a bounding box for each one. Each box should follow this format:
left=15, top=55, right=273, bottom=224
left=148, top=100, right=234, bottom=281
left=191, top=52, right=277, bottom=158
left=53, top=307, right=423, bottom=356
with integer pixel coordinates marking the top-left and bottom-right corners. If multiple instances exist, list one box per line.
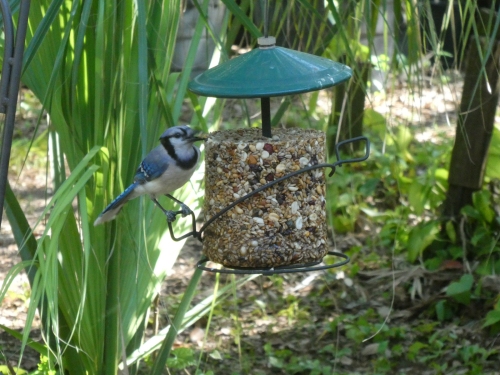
left=190, top=133, right=207, bottom=142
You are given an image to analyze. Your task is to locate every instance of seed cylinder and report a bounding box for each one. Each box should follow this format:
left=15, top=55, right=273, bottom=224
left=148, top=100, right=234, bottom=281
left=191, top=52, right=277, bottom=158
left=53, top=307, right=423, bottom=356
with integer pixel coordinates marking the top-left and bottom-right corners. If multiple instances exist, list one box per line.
left=203, top=128, right=328, bottom=268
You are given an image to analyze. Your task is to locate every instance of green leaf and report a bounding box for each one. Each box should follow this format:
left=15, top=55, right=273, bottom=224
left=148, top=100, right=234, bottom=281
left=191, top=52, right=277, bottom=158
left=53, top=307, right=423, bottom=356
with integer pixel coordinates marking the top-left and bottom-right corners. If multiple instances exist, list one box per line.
left=18, top=0, right=206, bottom=373
left=483, top=310, right=500, bottom=328
left=268, top=356, right=285, bottom=369
left=359, top=178, right=379, bottom=197
left=166, top=348, right=196, bottom=370
left=471, top=226, right=490, bottom=246
left=4, top=182, right=38, bottom=283
left=473, top=190, right=495, bottom=223
left=407, top=221, right=440, bottom=262
left=360, top=207, right=392, bottom=218
left=486, top=116, right=500, bottom=179
left=408, top=180, right=426, bottom=215
left=336, top=193, right=354, bottom=208
left=408, top=342, right=428, bottom=361
left=363, top=108, right=386, bottom=139
left=445, top=221, right=457, bottom=243
left=0, top=366, right=27, bottom=375
left=434, top=168, right=448, bottom=181
left=394, top=126, right=413, bottom=153
left=460, top=205, right=482, bottom=220
left=0, top=324, right=47, bottom=355
left=272, top=98, right=292, bottom=127
left=209, top=350, right=223, bottom=360
left=220, top=0, right=261, bottom=38
left=332, top=215, right=355, bottom=234
left=22, top=0, right=64, bottom=75
left=435, top=300, right=453, bottom=321
left=446, top=274, right=474, bottom=305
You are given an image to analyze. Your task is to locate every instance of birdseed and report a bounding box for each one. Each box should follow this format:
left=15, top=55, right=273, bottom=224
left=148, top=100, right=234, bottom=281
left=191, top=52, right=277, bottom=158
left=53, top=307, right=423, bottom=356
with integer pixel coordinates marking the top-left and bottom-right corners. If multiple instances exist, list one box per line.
left=203, top=128, right=328, bottom=268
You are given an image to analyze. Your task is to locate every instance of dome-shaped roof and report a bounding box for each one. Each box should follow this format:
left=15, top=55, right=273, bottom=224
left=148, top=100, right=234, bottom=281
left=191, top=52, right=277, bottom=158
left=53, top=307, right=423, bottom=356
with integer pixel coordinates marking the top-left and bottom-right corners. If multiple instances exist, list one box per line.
left=188, top=37, right=351, bottom=98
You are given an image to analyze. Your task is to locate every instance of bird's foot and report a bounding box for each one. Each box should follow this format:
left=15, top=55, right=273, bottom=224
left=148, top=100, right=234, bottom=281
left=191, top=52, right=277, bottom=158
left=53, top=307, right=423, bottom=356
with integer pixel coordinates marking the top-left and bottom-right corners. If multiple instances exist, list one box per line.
left=180, top=204, right=193, bottom=218
left=165, top=210, right=178, bottom=223
left=164, top=204, right=193, bottom=222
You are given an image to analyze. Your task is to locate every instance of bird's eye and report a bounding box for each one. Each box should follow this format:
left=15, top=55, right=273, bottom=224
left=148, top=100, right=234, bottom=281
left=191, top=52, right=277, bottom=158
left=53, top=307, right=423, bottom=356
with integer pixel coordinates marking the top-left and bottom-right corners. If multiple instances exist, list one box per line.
left=173, top=134, right=182, bottom=138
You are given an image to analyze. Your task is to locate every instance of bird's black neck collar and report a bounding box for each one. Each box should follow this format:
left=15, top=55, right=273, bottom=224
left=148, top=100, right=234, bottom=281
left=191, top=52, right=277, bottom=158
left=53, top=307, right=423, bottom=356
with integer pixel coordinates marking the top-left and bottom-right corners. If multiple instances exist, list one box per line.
left=161, top=137, right=198, bottom=170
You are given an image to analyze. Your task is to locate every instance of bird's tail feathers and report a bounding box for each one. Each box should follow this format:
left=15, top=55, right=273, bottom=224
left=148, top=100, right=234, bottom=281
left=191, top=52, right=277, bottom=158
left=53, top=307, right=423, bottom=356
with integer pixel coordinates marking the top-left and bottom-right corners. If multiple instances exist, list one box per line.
left=93, top=182, right=139, bottom=226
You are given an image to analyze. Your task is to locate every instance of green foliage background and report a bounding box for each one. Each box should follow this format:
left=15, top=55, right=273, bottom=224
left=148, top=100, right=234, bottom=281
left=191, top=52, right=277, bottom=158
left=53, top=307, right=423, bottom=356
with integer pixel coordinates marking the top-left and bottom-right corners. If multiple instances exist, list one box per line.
left=0, top=0, right=499, bottom=373
left=2, top=0, right=208, bottom=373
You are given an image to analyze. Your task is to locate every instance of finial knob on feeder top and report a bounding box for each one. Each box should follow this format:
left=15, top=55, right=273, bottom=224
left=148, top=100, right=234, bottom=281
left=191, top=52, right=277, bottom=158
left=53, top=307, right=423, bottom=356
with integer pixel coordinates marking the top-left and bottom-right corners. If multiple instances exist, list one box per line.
left=257, top=36, right=276, bottom=49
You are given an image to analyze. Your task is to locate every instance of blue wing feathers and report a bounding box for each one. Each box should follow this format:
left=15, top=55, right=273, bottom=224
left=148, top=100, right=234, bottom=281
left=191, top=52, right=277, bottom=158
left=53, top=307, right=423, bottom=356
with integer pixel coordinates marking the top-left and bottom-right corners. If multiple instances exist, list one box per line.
left=102, top=182, right=138, bottom=214
left=135, top=146, right=170, bottom=183
left=93, top=182, right=139, bottom=226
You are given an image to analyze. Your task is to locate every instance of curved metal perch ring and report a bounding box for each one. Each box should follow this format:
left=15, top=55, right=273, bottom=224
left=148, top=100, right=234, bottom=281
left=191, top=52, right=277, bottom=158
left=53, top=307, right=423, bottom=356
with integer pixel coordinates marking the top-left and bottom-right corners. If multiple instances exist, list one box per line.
left=167, top=136, right=370, bottom=274
left=196, top=250, right=350, bottom=275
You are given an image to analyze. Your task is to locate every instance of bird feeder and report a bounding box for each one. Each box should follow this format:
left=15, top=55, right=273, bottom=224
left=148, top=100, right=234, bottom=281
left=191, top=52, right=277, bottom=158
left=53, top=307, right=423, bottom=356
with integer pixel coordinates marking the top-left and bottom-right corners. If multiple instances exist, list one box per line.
left=174, top=35, right=369, bottom=274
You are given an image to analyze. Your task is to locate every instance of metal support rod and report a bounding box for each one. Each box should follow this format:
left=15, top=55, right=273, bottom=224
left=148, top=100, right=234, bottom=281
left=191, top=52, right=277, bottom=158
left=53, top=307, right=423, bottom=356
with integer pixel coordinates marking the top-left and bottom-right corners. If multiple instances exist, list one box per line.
left=262, top=0, right=269, bottom=38
left=0, top=0, right=32, bottom=228
left=261, top=97, right=272, bottom=138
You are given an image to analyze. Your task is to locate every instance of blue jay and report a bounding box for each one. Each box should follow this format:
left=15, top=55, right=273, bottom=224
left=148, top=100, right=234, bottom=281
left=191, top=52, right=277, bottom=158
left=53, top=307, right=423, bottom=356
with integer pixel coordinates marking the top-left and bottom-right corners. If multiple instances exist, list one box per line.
left=94, top=125, right=204, bottom=226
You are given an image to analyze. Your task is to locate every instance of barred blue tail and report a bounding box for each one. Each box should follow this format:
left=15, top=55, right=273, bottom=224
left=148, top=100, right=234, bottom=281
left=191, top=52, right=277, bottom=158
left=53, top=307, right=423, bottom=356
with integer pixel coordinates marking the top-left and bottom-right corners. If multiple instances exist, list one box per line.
left=93, top=182, right=138, bottom=226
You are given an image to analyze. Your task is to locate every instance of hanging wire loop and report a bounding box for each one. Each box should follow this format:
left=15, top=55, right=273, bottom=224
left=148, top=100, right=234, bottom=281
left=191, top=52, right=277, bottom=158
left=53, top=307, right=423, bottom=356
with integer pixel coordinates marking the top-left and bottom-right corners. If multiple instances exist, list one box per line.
left=166, top=136, right=370, bottom=241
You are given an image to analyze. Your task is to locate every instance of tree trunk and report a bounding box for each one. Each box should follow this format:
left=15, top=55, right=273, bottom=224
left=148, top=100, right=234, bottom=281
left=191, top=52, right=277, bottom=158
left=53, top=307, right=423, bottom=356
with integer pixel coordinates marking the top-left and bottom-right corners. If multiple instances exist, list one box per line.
left=442, top=10, right=500, bottom=219
left=328, top=59, right=371, bottom=155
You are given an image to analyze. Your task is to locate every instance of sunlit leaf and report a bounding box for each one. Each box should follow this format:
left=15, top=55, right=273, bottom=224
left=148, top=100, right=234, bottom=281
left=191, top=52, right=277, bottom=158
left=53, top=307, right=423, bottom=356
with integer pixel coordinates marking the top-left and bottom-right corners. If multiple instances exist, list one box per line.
left=484, top=308, right=500, bottom=328
left=363, top=108, right=386, bottom=139
left=0, top=366, right=27, bottom=375
left=209, top=350, right=223, bottom=360
left=445, top=221, right=456, bottom=243
left=407, top=221, right=440, bottom=262
left=434, top=168, right=449, bottom=181
left=408, top=180, right=426, bottom=215
left=485, top=123, right=500, bottom=178
left=473, top=190, right=495, bottom=223
left=166, top=348, right=196, bottom=370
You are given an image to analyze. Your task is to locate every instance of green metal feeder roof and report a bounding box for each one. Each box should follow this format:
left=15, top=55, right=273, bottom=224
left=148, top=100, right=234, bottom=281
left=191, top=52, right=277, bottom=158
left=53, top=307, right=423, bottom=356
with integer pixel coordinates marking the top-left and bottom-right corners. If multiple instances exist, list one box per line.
left=188, top=37, right=352, bottom=98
